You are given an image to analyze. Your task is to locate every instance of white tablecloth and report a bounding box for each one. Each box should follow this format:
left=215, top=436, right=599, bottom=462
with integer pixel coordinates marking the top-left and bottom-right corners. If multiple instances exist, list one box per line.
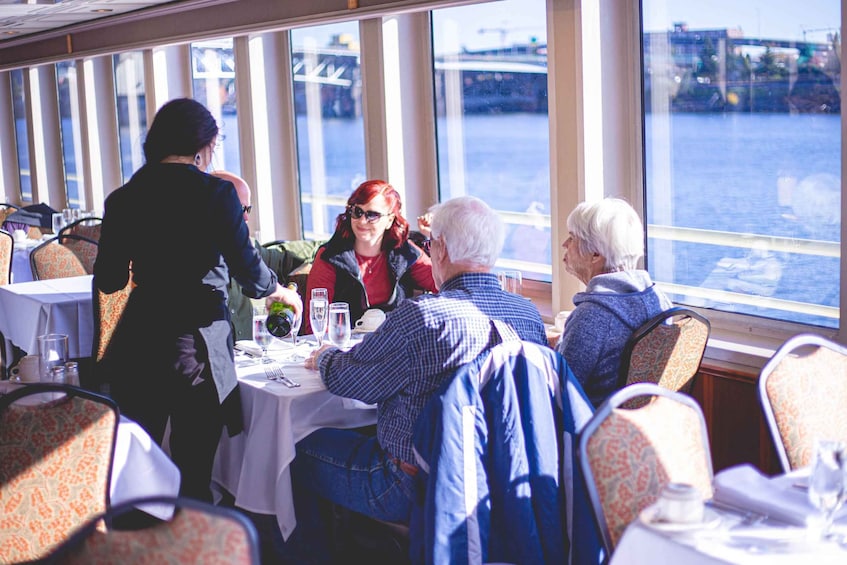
left=211, top=338, right=376, bottom=541
left=0, top=274, right=93, bottom=358
left=11, top=242, right=35, bottom=283
left=611, top=466, right=847, bottom=565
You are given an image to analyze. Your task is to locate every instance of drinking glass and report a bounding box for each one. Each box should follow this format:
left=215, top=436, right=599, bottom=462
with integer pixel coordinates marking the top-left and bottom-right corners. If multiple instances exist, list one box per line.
left=252, top=313, right=273, bottom=362
left=37, top=333, right=69, bottom=381
left=498, top=270, right=523, bottom=295
left=310, top=288, right=329, bottom=346
left=52, top=212, right=65, bottom=234
left=290, top=309, right=302, bottom=347
left=327, top=302, right=351, bottom=349
left=808, top=439, right=847, bottom=539
left=62, top=208, right=75, bottom=225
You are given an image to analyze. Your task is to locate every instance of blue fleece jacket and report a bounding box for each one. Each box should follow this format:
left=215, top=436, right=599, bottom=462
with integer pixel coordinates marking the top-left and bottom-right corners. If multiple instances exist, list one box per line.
left=556, top=270, right=672, bottom=407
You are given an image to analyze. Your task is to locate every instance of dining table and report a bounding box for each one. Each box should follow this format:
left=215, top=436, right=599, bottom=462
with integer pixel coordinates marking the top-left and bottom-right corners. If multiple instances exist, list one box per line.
left=10, top=237, right=40, bottom=283
left=0, top=274, right=93, bottom=359
left=610, top=464, right=847, bottom=564
left=211, top=335, right=377, bottom=541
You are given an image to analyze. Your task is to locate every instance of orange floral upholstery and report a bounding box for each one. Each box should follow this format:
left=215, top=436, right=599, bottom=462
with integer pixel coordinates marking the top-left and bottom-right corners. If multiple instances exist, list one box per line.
left=0, top=229, right=12, bottom=285
left=580, top=384, right=713, bottom=552
left=60, top=218, right=102, bottom=243
left=93, top=273, right=133, bottom=363
left=619, top=308, right=710, bottom=409
left=59, top=234, right=99, bottom=274
left=52, top=496, right=261, bottom=565
left=0, top=385, right=118, bottom=564
left=30, top=238, right=87, bottom=280
left=759, top=334, right=847, bottom=472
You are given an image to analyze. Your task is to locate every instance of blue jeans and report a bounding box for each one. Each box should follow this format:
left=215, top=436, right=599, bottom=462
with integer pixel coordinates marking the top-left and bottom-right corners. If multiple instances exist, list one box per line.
left=286, top=428, right=416, bottom=564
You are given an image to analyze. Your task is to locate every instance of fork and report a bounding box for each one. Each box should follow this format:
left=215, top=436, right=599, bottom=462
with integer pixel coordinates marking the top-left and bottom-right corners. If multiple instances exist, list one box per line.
left=264, top=364, right=300, bottom=388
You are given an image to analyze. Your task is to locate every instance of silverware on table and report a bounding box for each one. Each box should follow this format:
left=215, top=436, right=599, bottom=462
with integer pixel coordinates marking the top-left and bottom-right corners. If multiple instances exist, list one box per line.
left=264, top=364, right=300, bottom=388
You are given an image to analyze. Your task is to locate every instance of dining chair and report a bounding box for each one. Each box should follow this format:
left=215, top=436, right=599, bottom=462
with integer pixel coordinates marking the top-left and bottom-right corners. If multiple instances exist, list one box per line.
left=579, top=383, right=714, bottom=556
left=59, top=216, right=103, bottom=243
left=758, top=333, right=847, bottom=473
left=91, top=273, right=133, bottom=393
left=59, top=232, right=99, bottom=274
left=0, top=383, right=119, bottom=564
left=48, top=495, right=262, bottom=565
left=30, top=236, right=88, bottom=280
left=0, top=228, right=12, bottom=285
left=617, top=307, right=711, bottom=409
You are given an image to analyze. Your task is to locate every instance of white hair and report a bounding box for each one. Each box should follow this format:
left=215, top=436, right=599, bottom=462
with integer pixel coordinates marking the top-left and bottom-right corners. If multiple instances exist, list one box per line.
left=567, top=198, right=644, bottom=271
left=429, top=196, right=504, bottom=268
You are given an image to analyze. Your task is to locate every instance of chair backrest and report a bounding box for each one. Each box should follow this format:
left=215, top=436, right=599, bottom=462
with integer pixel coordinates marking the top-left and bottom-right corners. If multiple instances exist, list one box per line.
left=617, top=307, right=710, bottom=408
left=49, top=495, right=262, bottom=565
left=92, top=273, right=134, bottom=364
left=0, top=229, right=12, bottom=285
left=758, top=333, right=847, bottom=472
left=579, top=383, right=714, bottom=554
left=59, top=217, right=102, bottom=243
left=0, top=383, right=119, bottom=564
left=59, top=232, right=99, bottom=273
left=30, top=237, right=88, bottom=280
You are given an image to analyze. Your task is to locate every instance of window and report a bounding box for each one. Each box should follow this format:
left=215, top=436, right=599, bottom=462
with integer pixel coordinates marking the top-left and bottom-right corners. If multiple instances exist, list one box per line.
left=114, top=52, right=147, bottom=183
left=192, top=38, right=240, bottom=174
left=431, top=0, right=550, bottom=281
left=642, top=0, right=841, bottom=328
left=56, top=61, right=84, bottom=208
left=290, top=22, right=365, bottom=240
left=10, top=69, right=32, bottom=201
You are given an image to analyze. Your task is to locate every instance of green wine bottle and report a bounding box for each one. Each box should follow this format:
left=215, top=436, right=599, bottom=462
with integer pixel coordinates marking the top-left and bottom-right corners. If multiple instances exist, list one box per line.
left=265, top=282, right=299, bottom=338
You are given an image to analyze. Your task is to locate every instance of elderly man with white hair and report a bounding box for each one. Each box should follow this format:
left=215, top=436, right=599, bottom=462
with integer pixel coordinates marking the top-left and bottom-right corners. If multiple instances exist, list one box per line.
left=292, top=195, right=547, bottom=563
left=557, top=197, right=672, bottom=408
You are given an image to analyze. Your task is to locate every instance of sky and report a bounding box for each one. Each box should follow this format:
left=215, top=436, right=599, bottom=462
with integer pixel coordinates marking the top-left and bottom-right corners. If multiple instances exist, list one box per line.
left=295, top=0, right=840, bottom=52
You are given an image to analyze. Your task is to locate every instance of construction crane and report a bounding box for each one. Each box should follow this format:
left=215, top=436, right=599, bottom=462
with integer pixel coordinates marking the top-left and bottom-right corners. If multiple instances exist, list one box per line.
left=801, top=26, right=840, bottom=42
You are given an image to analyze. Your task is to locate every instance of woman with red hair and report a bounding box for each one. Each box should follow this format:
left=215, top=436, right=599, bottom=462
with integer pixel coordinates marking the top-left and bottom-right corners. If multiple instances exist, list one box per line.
left=305, top=179, right=436, bottom=332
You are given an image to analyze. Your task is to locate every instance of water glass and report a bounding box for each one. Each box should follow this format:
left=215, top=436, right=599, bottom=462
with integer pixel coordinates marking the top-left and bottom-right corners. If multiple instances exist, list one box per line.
left=37, top=333, right=69, bottom=381
left=808, top=439, right=847, bottom=539
left=252, top=313, right=273, bottom=360
left=52, top=212, right=66, bottom=234
left=62, top=208, right=75, bottom=225
left=310, top=288, right=329, bottom=346
left=327, top=302, right=351, bottom=349
left=498, top=270, right=523, bottom=295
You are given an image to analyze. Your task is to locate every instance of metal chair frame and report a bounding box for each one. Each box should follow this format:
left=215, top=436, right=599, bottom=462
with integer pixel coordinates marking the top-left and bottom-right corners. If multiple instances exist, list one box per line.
left=578, top=383, right=713, bottom=556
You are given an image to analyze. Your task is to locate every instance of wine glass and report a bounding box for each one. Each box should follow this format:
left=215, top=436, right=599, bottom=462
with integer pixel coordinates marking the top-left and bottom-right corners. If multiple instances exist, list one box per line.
left=808, top=439, right=847, bottom=540
left=328, top=302, right=351, bottom=349
left=52, top=212, right=66, bottom=235
left=310, top=288, right=329, bottom=347
left=498, top=270, right=523, bottom=295
left=252, top=313, right=273, bottom=362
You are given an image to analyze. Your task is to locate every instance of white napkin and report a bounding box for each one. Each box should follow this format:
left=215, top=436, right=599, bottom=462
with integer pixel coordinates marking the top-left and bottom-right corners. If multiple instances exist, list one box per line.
left=234, top=340, right=263, bottom=357
left=712, top=464, right=847, bottom=526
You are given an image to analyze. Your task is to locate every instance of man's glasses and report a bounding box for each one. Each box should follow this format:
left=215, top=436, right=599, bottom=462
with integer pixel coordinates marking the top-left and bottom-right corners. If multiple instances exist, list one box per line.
left=347, top=205, right=390, bottom=223
left=242, top=205, right=252, bottom=215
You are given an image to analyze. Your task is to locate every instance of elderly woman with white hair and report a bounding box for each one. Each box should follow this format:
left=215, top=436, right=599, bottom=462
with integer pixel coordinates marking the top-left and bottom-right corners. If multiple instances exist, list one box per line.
left=556, top=197, right=672, bottom=408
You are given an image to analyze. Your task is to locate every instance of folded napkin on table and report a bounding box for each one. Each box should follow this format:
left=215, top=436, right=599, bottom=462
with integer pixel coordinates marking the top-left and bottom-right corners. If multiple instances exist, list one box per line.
left=712, top=463, right=847, bottom=527
left=234, top=340, right=263, bottom=357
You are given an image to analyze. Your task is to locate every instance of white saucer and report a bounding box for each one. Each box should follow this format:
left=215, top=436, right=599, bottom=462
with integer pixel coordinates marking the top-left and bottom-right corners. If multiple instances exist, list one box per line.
left=639, top=504, right=722, bottom=533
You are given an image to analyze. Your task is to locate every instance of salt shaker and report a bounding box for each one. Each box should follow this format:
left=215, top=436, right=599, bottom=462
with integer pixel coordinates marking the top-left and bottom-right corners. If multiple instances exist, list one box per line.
left=65, top=361, right=80, bottom=387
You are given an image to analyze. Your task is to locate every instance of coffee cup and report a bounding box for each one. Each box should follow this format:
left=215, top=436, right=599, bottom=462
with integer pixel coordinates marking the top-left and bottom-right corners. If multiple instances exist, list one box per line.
left=656, top=482, right=704, bottom=524
left=355, top=308, right=386, bottom=332
left=10, top=355, right=41, bottom=383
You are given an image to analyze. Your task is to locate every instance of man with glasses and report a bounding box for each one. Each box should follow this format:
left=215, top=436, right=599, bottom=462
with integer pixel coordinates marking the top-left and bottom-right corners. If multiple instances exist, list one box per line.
left=212, top=170, right=318, bottom=342
left=294, top=196, right=548, bottom=563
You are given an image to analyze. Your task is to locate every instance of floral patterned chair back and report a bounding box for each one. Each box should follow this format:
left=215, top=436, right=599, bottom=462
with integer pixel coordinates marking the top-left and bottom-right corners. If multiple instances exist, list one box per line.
left=59, top=217, right=102, bottom=243
left=0, top=384, right=118, bottom=564
left=617, top=307, right=711, bottom=409
left=59, top=233, right=99, bottom=274
left=50, top=495, right=262, bottom=565
left=29, top=237, right=87, bottom=280
left=759, top=333, right=847, bottom=473
left=579, top=383, right=714, bottom=554
left=0, top=229, right=12, bottom=285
